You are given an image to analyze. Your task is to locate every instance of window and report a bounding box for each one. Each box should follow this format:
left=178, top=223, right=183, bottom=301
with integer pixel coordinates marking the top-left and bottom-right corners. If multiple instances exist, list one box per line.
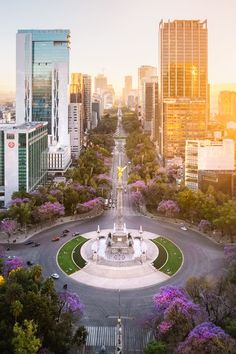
left=6, top=133, right=15, bottom=140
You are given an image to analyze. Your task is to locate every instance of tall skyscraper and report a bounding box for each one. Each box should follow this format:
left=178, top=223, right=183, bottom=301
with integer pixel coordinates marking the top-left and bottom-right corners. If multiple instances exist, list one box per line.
left=141, top=76, right=158, bottom=136
left=83, top=74, right=92, bottom=131
left=123, top=76, right=132, bottom=105
left=16, top=29, right=71, bottom=172
left=158, top=20, right=209, bottom=163
left=138, top=66, right=156, bottom=110
left=70, top=73, right=84, bottom=104
left=95, top=74, right=108, bottom=94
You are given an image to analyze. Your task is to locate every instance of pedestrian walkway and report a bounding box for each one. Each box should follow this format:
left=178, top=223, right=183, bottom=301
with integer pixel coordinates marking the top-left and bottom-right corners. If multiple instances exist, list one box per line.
left=84, top=326, right=154, bottom=354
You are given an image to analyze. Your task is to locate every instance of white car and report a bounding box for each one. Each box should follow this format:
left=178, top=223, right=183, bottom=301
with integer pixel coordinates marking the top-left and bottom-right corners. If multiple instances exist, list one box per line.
left=180, top=226, right=188, bottom=231
left=51, top=273, right=59, bottom=279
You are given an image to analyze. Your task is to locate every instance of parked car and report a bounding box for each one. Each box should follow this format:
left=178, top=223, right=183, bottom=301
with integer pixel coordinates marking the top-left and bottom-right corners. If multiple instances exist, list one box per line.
left=24, top=240, right=34, bottom=245
left=51, top=273, right=59, bottom=279
left=32, top=242, right=40, bottom=247
left=63, top=229, right=70, bottom=234
left=51, top=237, right=60, bottom=242
left=27, top=260, right=34, bottom=266
left=180, top=226, right=188, bottom=231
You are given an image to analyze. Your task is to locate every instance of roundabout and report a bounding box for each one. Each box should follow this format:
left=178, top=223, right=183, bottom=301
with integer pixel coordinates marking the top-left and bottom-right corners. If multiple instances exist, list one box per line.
left=56, top=229, right=183, bottom=290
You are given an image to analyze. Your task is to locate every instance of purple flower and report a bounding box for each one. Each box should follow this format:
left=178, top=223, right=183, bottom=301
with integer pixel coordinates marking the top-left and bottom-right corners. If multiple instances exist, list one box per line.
left=157, top=200, right=180, bottom=216
left=198, top=219, right=211, bottom=232
left=130, top=191, right=143, bottom=205
left=178, top=322, right=236, bottom=353
left=10, top=197, right=30, bottom=205
left=153, top=286, right=188, bottom=311
left=81, top=198, right=102, bottom=209
left=0, top=219, right=17, bottom=236
left=159, top=321, right=173, bottom=334
left=224, top=244, right=236, bottom=263
left=130, top=180, right=146, bottom=190
left=3, top=256, right=24, bottom=275
left=59, top=291, right=84, bottom=314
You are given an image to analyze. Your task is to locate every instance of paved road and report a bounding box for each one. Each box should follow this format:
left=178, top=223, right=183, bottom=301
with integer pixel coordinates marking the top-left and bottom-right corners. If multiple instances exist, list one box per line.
left=1, top=111, right=226, bottom=350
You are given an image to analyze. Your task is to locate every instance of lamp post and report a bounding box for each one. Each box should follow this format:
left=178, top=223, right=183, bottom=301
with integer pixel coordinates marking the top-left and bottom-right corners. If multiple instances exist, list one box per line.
left=116, top=289, right=122, bottom=353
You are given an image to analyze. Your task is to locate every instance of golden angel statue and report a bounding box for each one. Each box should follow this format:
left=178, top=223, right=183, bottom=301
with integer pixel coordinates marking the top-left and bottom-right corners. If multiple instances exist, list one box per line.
left=117, top=165, right=127, bottom=181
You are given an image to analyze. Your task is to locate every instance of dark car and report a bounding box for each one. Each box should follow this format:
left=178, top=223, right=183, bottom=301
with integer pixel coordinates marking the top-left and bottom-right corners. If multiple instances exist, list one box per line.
left=27, top=260, right=34, bottom=266
left=24, top=240, right=34, bottom=245
left=63, top=229, right=70, bottom=234
left=32, top=242, right=40, bottom=247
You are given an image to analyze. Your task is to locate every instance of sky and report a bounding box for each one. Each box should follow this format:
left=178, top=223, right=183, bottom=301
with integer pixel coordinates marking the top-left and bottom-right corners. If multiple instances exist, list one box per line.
left=0, top=0, right=236, bottom=95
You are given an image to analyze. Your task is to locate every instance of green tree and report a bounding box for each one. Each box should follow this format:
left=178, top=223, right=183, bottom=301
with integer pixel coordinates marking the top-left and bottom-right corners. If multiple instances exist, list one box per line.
left=213, top=201, right=236, bottom=241
left=11, top=300, right=23, bottom=322
left=144, top=340, right=167, bottom=354
left=12, top=320, right=41, bottom=354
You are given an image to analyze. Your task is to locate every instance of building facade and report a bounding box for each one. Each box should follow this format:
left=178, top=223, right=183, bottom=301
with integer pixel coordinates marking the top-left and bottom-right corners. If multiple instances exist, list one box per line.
left=158, top=20, right=209, bottom=163
left=138, top=66, right=157, bottom=118
left=16, top=30, right=71, bottom=172
left=123, top=76, right=132, bottom=105
left=0, top=122, right=48, bottom=206
left=185, top=139, right=235, bottom=195
left=68, top=103, right=82, bottom=159
left=83, top=74, right=92, bottom=131
left=95, top=74, right=108, bottom=94
left=142, top=77, right=158, bottom=136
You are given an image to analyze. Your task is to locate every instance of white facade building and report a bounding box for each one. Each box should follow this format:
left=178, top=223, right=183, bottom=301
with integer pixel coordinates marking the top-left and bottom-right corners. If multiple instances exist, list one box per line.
left=68, top=103, right=82, bottom=159
left=185, top=139, right=235, bottom=191
left=0, top=122, right=48, bottom=207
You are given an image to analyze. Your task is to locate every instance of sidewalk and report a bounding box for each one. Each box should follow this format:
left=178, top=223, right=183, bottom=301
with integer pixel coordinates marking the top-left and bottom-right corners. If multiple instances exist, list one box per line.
left=0, top=207, right=104, bottom=244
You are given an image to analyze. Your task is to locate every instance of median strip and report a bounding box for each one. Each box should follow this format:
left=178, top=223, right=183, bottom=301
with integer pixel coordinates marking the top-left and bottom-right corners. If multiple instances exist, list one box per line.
left=152, top=237, right=183, bottom=276
left=57, top=236, right=88, bottom=275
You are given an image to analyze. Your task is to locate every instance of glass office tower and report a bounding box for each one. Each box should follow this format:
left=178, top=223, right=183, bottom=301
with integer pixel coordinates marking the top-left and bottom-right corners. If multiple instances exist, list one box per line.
left=158, top=20, right=209, bottom=163
left=16, top=30, right=70, bottom=147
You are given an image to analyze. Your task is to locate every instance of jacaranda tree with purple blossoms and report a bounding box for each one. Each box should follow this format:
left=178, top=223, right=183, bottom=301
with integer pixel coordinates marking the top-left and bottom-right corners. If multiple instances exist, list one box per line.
left=3, top=256, right=25, bottom=276
left=157, top=200, right=180, bottom=217
left=0, top=218, right=17, bottom=243
left=58, top=291, right=83, bottom=316
left=198, top=219, right=211, bottom=233
left=178, top=322, right=236, bottom=354
left=35, top=202, right=65, bottom=223
left=152, top=286, right=203, bottom=347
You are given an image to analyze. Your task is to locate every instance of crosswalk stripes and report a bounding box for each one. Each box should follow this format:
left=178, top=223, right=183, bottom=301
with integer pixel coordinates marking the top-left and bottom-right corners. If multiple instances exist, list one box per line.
left=85, top=326, right=154, bottom=353
left=85, top=326, right=116, bottom=347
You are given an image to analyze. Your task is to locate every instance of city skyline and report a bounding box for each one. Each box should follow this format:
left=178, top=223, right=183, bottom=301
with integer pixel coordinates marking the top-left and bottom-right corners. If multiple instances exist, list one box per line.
left=0, top=0, right=236, bottom=95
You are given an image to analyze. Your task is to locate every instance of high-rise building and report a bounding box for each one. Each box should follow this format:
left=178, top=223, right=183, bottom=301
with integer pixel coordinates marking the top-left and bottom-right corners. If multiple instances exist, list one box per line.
left=16, top=30, right=71, bottom=172
left=83, top=74, right=92, bottom=131
left=95, top=74, right=107, bottom=94
left=138, top=66, right=157, bottom=113
left=0, top=122, right=48, bottom=206
left=123, top=76, right=132, bottom=105
left=218, top=91, right=236, bottom=126
left=70, top=73, right=84, bottom=104
left=68, top=103, right=82, bottom=159
left=158, top=20, right=209, bottom=163
left=185, top=139, right=235, bottom=196
left=142, top=77, right=158, bottom=135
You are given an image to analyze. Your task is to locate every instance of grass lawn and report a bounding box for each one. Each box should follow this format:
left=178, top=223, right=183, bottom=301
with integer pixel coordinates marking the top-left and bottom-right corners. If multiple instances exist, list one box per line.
left=57, top=236, right=88, bottom=275
left=152, top=237, right=183, bottom=276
